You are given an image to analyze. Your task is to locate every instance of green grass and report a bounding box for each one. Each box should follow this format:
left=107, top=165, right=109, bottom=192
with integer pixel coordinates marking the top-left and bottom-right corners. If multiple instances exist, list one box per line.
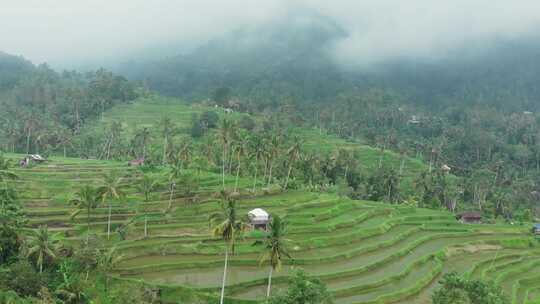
left=5, top=97, right=540, bottom=304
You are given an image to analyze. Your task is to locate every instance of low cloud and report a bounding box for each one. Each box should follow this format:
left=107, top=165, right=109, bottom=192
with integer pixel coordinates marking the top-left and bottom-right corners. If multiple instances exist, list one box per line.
left=2, top=0, right=540, bottom=68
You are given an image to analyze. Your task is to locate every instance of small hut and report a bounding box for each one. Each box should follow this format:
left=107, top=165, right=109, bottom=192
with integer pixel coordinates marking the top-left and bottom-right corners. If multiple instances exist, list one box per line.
left=457, top=212, right=482, bottom=224
left=248, top=208, right=270, bottom=230
left=128, top=157, right=145, bottom=166
left=532, top=224, right=540, bottom=235
left=20, top=154, right=47, bottom=167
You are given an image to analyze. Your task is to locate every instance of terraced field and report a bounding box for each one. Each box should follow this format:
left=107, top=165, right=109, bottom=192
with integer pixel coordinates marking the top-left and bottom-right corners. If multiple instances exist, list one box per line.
left=5, top=154, right=539, bottom=303
left=5, top=98, right=540, bottom=303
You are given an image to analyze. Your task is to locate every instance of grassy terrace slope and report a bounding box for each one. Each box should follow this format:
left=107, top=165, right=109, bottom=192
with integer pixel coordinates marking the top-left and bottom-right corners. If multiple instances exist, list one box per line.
left=7, top=98, right=539, bottom=304
left=96, top=96, right=434, bottom=196
left=7, top=155, right=538, bottom=303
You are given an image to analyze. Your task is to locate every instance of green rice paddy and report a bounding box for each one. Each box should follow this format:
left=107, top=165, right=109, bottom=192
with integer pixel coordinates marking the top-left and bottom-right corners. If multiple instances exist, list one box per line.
left=7, top=98, right=540, bottom=303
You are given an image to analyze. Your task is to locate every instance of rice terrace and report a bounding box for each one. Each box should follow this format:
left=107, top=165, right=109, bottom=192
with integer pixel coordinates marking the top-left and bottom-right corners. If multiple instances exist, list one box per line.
left=1, top=96, right=539, bottom=304
left=2, top=2, right=540, bottom=304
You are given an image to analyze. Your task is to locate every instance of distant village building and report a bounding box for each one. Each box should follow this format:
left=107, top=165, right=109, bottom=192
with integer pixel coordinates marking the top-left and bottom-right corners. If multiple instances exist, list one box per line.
left=224, top=108, right=234, bottom=114
left=248, top=208, right=270, bottom=230
left=457, top=212, right=482, bottom=224
left=524, top=111, right=533, bottom=115
left=20, top=154, right=47, bottom=167
left=408, top=115, right=420, bottom=124
left=442, top=164, right=451, bottom=172
left=128, top=157, right=145, bottom=166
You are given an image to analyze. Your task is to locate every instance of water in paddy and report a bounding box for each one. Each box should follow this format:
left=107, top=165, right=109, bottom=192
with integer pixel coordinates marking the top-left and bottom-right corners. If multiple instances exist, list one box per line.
left=230, top=234, right=523, bottom=301
left=406, top=249, right=523, bottom=304
left=130, top=230, right=437, bottom=288
left=334, top=259, right=439, bottom=304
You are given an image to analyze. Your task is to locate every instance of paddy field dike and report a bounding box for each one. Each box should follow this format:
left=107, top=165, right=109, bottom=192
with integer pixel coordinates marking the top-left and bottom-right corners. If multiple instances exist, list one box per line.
left=6, top=97, right=540, bottom=304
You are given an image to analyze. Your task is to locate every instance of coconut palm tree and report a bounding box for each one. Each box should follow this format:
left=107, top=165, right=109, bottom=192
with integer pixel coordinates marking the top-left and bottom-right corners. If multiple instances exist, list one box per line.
left=134, top=127, right=151, bottom=159
left=248, top=135, right=264, bottom=192
left=253, top=215, right=291, bottom=298
left=218, top=119, right=234, bottom=189
left=167, top=160, right=183, bottom=211
left=284, top=136, right=302, bottom=189
left=70, top=185, right=101, bottom=242
left=26, top=225, right=61, bottom=273
left=98, top=172, right=126, bottom=240
left=267, top=134, right=281, bottom=187
left=208, top=193, right=247, bottom=304
left=233, top=137, right=248, bottom=193
left=158, top=116, right=175, bottom=165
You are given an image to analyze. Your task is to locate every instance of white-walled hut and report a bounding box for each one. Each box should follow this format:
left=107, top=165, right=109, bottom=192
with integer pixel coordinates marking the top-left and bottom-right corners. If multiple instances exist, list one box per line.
left=248, top=208, right=270, bottom=230
left=20, top=154, right=47, bottom=167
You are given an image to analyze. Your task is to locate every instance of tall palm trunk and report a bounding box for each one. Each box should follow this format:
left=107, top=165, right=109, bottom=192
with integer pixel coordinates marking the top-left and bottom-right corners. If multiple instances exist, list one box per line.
left=144, top=214, right=148, bottom=238
left=284, top=161, right=293, bottom=189
left=266, top=266, right=273, bottom=298
left=168, top=184, right=175, bottom=211
left=252, top=154, right=259, bottom=193
left=267, top=159, right=274, bottom=187
left=26, top=128, right=32, bottom=154
left=220, top=246, right=229, bottom=304
left=162, top=136, right=168, bottom=165
left=234, top=151, right=241, bottom=192
left=107, top=202, right=112, bottom=240
left=222, top=144, right=226, bottom=189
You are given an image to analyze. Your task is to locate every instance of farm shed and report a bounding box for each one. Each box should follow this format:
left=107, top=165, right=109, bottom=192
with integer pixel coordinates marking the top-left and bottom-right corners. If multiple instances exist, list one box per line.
left=457, top=212, right=482, bottom=224
left=128, top=158, right=145, bottom=166
left=533, top=224, right=540, bottom=235
left=20, top=154, right=47, bottom=167
left=248, top=208, right=270, bottom=230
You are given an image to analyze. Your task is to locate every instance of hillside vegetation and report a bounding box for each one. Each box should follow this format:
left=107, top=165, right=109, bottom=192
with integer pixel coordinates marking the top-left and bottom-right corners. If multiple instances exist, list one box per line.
left=2, top=99, right=539, bottom=304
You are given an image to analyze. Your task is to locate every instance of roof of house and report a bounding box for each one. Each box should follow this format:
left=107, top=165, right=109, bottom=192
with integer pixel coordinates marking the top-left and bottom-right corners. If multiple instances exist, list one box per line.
left=28, top=154, right=46, bottom=161
left=129, top=158, right=145, bottom=164
left=248, top=208, right=269, bottom=222
left=458, top=212, right=482, bottom=219
left=534, top=224, right=540, bottom=229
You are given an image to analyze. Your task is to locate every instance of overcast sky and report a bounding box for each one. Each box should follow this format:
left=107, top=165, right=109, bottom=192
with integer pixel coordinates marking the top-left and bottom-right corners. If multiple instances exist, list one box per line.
left=2, top=0, right=540, bottom=68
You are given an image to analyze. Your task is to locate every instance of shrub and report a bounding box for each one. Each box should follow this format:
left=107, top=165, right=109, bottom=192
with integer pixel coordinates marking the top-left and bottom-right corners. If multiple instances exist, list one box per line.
left=269, top=269, right=333, bottom=304
left=432, top=272, right=509, bottom=304
left=0, top=260, right=44, bottom=297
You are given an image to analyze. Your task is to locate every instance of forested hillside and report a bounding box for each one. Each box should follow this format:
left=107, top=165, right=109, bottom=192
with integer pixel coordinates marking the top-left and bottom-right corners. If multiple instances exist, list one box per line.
left=116, top=19, right=540, bottom=220
left=0, top=55, right=138, bottom=155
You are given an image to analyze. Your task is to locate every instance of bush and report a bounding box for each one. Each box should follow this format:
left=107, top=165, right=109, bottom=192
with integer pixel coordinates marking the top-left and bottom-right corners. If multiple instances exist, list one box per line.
left=0, top=260, right=45, bottom=297
left=269, top=269, right=333, bottom=304
left=432, top=272, right=509, bottom=304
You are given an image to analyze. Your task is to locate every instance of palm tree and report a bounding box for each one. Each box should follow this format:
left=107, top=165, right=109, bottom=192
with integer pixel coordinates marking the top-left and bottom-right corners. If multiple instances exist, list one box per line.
left=284, top=136, right=302, bottom=189
left=70, top=185, right=101, bottom=242
left=253, top=215, right=291, bottom=298
left=26, top=225, right=61, bottom=273
left=248, top=135, right=264, bottom=192
left=159, top=116, right=175, bottom=165
left=208, top=193, right=247, bottom=304
left=267, top=134, right=281, bottom=187
left=136, top=174, right=159, bottom=238
left=233, top=137, right=248, bottom=193
left=167, top=161, right=183, bottom=211
left=218, top=119, right=234, bottom=189
left=98, top=172, right=126, bottom=240
left=134, top=127, right=151, bottom=159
